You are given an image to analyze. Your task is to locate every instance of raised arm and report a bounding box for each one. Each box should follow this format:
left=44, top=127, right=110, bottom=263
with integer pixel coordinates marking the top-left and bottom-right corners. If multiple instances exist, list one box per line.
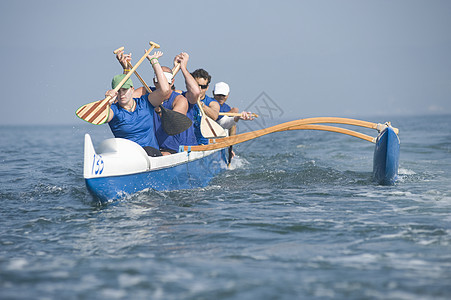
left=115, top=50, right=147, bottom=98
left=174, top=52, right=200, bottom=105
left=147, top=51, right=171, bottom=107
left=115, top=49, right=131, bottom=72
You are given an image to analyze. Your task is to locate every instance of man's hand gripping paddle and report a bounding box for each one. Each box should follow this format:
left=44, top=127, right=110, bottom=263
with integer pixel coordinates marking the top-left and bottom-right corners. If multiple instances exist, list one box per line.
left=113, top=47, right=192, bottom=135
left=75, top=41, right=160, bottom=125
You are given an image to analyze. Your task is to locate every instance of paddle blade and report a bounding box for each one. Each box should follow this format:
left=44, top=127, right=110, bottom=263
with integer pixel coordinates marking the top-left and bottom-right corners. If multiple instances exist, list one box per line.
left=227, top=146, right=233, bottom=167
left=200, top=116, right=227, bottom=139
left=75, top=98, right=110, bottom=125
left=160, top=105, right=193, bottom=136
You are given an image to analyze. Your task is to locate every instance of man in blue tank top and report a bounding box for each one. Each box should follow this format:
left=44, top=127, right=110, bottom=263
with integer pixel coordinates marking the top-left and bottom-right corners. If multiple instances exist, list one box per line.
left=213, top=81, right=254, bottom=136
left=188, top=68, right=221, bottom=144
left=105, top=51, right=171, bottom=157
left=214, top=81, right=238, bottom=122
left=160, top=53, right=203, bottom=150
left=211, top=81, right=255, bottom=161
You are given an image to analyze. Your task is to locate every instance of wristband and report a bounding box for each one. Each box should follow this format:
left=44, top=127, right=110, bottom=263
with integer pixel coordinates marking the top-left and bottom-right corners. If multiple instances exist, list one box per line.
left=150, top=58, right=159, bottom=65
left=124, top=69, right=131, bottom=72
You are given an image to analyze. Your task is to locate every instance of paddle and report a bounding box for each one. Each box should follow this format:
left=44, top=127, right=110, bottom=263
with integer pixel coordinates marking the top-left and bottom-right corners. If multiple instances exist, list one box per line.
left=216, top=112, right=259, bottom=167
left=217, top=110, right=258, bottom=166
left=227, top=146, right=234, bottom=167
left=182, top=117, right=397, bottom=151
left=113, top=47, right=191, bottom=135
left=76, top=41, right=160, bottom=125
left=219, top=112, right=259, bottom=118
left=197, top=97, right=227, bottom=139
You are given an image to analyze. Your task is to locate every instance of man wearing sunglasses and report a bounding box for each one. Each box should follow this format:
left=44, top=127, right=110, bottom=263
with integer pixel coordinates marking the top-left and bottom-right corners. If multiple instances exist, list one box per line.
left=191, top=69, right=220, bottom=121
left=187, top=68, right=221, bottom=144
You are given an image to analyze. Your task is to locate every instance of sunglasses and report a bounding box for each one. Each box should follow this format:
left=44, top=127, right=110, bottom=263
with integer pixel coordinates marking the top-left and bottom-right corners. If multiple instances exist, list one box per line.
left=198, top=84, right=209, bottom=89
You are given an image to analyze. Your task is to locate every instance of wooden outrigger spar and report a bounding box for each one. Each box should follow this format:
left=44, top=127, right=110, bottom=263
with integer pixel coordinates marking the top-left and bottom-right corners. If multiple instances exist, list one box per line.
left=182, top=117, right=398, bottom=151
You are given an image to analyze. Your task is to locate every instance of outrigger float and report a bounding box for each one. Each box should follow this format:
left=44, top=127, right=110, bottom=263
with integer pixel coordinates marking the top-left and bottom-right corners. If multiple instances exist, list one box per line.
left=83, top=117, right=400, bottom=203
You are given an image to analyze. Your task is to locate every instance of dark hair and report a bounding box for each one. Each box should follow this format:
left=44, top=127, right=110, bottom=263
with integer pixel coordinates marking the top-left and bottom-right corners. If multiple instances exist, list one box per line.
left=191, top=69, right=211, bottom=84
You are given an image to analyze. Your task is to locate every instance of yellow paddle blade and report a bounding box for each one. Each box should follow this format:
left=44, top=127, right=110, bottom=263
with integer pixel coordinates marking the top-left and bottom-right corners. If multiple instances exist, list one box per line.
left=75, top=98, right=110, bottom=125
left=200, top=115, right=227, bottom=139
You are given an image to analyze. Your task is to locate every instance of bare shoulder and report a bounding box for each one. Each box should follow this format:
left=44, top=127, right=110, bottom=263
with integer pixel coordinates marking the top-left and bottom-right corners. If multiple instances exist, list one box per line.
left=133, top=87, right=147, bottom=98
left=173, top=94, right=188, bottom=107
left=174, top=94, right=187, bottom=101
left=210, top=100, right=220, bottom=109
left=172, top=94, right=188, bottom=114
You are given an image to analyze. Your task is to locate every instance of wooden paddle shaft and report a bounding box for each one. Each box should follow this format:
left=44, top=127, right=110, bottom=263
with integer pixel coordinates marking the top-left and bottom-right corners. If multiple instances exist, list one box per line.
left=213, top=117, right=397, bottom=140
left=114, top=46, right=181, bottom=94
left=197, top=96, right=215, bottom=135
left=172, top=63, right=181, bottom=76
left=77, top=41, right=159, bottom=124
left=197, top=97, right=206, bottom=116
left=128, top=63, right=180, bottom=94
left=196, top=95, right=227, bottom=138
left=111, top=41, right=159, bottom=93
left=113, top=47, right=152, bottom=93
left=219, top=112, right=259, bottom=118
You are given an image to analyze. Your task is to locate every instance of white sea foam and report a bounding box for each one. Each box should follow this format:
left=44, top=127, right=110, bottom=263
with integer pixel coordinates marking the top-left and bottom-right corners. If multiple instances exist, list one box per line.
left=159, top=267, right=194, bottom=282
left=6, top=258, right=28, bottom=270
left=227, top=155, right=248, bottom=170
left=398, top=168, right=416, bottom=175
left=118, top=273, right=147, bottom=288
left=101, top=288, right=127, bottom=299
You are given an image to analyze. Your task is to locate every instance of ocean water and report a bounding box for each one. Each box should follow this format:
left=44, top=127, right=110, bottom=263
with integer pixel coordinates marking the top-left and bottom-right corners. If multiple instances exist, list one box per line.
left=1, top=115, right=450, bottom=299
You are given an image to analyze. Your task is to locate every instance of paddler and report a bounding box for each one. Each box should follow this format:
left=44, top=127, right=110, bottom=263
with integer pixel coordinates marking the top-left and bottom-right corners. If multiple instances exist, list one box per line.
left=116, top=50, right=200, bottom=155
left=152, top=53, right=201, bottom=155
left=187, top=68, right=221, bottom=144
left=105, top=50, right=171, bottom=157
left=212, top=81, right=254, bottom=161
left=213, top=81, right=254, bottom=135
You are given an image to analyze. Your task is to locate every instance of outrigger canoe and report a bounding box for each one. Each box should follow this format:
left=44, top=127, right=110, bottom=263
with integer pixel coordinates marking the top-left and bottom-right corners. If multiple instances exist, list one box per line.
left=84, top=134, right=228, bottom=203
left=83, top=117, right=400, bottom=203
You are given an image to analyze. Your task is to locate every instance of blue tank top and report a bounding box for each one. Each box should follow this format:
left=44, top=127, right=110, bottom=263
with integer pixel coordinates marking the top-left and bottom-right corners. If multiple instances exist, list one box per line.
left=108, top=93, right=159, bottom=149
left=154, top=91, right=197, bottom=151
left=217, top=102, right=232, bottom=120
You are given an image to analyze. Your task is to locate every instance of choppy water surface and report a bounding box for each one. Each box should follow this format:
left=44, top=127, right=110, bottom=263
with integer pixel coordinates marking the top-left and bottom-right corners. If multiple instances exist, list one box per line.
left=1, top=115, right=450, bottom=299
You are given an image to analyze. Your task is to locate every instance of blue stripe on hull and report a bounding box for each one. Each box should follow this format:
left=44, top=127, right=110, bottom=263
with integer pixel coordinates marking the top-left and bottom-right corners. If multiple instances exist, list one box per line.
left=373, top=127, right=400, bottom=185
left=86, top=149, right=227, bottom=203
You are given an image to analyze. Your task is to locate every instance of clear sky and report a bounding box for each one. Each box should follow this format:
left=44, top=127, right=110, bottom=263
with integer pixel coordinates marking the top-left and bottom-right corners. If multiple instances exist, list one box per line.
left=1, top=0, right=450, bottom=125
